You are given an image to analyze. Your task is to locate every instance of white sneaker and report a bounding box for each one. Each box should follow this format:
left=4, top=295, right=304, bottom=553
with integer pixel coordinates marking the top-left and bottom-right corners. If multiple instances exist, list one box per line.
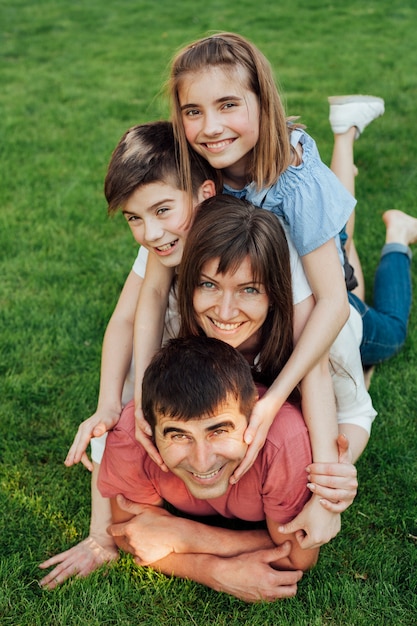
left=328, top=95, right=385, bottom=138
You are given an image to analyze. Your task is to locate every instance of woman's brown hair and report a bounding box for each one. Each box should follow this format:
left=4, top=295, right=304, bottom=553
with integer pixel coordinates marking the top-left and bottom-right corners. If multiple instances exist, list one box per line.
left=178, top=195, right=294, bottom=388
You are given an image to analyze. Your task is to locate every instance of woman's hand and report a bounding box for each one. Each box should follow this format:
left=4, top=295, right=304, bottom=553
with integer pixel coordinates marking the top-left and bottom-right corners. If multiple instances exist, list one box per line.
left=65, top=407, right=122, bottom=471
left=230, top=395, right=277, bottom=483
left=305, top=433, right=357, bottom=513
left=135, top=406, right=168, bottom=471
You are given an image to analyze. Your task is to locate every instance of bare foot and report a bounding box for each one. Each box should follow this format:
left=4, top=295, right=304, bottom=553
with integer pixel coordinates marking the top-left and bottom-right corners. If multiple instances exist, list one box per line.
left=383, top=210, right=417, bottom=246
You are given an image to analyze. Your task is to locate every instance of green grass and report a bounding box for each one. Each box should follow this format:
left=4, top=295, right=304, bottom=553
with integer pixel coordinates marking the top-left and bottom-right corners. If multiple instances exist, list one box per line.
left=1, top=0, right=417, bottom=624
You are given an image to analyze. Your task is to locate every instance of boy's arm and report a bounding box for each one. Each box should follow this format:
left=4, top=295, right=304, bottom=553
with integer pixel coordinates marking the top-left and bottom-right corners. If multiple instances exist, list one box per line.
left=133, top=253, right=173, bottom=464
left=39, top=463, right=118, bottom=588
left=65, top=270, right=143, bottom=468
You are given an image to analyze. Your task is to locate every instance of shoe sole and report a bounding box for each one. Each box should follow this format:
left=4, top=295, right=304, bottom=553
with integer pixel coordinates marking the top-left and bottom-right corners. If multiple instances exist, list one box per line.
left=328, top=95, right=384, bottom=106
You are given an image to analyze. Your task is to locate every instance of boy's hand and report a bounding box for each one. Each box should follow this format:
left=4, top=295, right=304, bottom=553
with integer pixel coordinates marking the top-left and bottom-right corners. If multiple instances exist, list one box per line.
left=135, top=406, right=168, bottom=472
left=229, top=396, right=276, bottom=483
left=65, top=407, right=121, bottom=471
left=39, top=536, right=118, bottom=589
left=304, top=434, right=357, bottom=513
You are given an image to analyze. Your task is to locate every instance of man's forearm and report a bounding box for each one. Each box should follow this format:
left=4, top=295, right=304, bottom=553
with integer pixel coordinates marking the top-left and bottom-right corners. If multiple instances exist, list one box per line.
left=148, top=546, right=303, bottom=603
left=111, top=503, right=274, bottom=561
left=170, top=516, right=274, bottom=556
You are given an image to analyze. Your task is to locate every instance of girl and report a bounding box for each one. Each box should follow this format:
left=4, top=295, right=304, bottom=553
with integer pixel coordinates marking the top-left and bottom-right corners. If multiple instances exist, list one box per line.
left=134, top=34, right=353, bottom=513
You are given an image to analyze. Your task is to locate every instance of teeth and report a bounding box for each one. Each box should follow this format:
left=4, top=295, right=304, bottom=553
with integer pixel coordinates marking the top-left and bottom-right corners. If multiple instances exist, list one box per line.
left=192, top=468, right=220, bottom=479
left=157, top=241, right=176, bottom=252
left=211, top=319, right=242, bottom=331
left=205, top=139, right=233, bottom=149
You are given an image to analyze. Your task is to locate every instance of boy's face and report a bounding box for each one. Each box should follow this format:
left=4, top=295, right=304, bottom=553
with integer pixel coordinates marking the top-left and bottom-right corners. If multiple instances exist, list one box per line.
left=122, top=182, right=193, bottom=268
left=154, top=398, right=248, bottom=500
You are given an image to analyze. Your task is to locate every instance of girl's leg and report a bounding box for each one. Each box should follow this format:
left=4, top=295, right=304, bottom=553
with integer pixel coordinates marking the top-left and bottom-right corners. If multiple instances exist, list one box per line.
left=329, top=96, right=384, bottom=299
left=348, top=210, right=417, bottom=366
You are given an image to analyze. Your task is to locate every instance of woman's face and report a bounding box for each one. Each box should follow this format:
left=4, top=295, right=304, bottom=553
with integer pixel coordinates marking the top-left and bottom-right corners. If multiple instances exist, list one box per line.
left=192, top=256, right=269, bottom=349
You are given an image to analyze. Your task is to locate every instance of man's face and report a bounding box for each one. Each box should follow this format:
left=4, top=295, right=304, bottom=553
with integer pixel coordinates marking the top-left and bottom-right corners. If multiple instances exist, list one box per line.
left=154, top=397, right=248, bottom=500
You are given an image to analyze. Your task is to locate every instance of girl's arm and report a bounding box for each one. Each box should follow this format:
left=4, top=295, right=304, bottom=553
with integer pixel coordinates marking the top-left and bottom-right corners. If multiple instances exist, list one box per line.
left=232, top=239, right=349, bottom=476
left=65, top=269, right=143, bottom=469
left=133, top=253, right=173, bottom=467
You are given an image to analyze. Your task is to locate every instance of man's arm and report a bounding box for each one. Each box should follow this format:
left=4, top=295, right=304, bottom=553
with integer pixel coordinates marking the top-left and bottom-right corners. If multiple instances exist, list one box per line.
left=109, top=496, right=303, bottom=603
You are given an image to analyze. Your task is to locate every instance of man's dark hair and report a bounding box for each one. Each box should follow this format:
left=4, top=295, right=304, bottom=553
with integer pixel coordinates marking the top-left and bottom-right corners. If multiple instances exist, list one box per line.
left=142, top=336, right=257, bottom=432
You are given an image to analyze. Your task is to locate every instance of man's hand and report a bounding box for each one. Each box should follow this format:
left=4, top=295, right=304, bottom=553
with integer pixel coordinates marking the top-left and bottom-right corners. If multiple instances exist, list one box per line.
left=305, top=433, right=358, bottom=513
left=39, top=536, right=118, bottom=589
left=278, top=495, right=341, bottom=549
left=134, top=406, right=168, bottom=471
left=65, top=407, right=121, bottom=471
left=109, top=495, right=176, bottom=564
left=213, top=542, right=302, bottom=602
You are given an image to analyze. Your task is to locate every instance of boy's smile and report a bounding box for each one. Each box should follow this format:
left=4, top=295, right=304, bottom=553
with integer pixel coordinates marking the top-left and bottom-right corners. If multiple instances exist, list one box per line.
left=122, top=182, right=192, bottom=268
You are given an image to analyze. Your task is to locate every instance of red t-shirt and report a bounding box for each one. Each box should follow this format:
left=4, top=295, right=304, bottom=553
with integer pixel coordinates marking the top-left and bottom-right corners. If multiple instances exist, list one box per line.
left=98, top=390, right=311, bottom=525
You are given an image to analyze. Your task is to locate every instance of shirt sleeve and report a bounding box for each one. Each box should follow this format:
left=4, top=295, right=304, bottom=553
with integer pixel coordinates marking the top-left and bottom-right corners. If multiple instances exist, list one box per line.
left=246, top=131, right=356, bottom=257
left=132, top=246, right=148, bottom=278
left=261, top=403, right=312, bottom=524
left=98, top=401, right=162, bottom=506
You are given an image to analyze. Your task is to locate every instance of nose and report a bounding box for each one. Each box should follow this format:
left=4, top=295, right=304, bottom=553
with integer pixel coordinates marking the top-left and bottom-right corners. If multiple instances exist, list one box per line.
left=189, top=440, right=216, bottom=474
left=203, top=110, right=223, bottom=137
left=143, top=217, right=164, bottom=243
left=215, top=291, right=239, bottom=321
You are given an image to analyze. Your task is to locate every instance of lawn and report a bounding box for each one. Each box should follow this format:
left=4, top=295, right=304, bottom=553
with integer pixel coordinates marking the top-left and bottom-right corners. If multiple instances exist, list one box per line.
left=1, top=0, right=417, bottom=624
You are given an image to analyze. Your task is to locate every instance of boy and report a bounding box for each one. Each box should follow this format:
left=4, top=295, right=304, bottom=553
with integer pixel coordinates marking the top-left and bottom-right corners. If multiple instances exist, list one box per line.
left=39, top=121, right=220, bottom=588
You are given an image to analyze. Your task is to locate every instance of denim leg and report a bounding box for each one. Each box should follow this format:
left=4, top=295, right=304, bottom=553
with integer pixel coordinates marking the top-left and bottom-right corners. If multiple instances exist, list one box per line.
left=348, top=245, right=412, bottom=366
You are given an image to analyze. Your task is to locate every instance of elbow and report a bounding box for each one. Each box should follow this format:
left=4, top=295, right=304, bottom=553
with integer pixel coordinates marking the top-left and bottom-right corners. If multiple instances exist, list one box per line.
left=290, top=548, right=320, bottom=572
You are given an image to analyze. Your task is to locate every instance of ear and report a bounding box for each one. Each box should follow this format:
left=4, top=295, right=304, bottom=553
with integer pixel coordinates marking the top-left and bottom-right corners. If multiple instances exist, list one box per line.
left=196, top=179, right=216, bottom=202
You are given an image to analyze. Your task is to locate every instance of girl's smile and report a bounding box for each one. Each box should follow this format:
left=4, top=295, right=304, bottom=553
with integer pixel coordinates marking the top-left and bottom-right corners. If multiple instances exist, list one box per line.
left=179, top=66, right=260, bottom=188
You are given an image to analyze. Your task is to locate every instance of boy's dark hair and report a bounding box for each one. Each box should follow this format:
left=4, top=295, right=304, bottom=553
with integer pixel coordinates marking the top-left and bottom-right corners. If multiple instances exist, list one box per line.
left=104, top=120, right=221, bottom=214
left=142, top=336, right=257, bottom=432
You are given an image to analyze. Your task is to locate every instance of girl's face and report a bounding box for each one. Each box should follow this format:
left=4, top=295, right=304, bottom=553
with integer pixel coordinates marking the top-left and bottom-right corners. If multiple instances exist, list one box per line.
left=193, top=256, right=269, bottom=350
left=178, top=66, right=260, bottom=188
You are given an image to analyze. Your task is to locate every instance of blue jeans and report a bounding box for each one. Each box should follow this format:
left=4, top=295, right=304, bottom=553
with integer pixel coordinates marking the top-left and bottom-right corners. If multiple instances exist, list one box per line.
left=348, top=243, right=412, bottom=367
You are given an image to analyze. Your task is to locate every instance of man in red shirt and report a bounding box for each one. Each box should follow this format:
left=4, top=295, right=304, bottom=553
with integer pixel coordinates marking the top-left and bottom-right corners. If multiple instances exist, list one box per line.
left=98, top=336, right=319, bottom=602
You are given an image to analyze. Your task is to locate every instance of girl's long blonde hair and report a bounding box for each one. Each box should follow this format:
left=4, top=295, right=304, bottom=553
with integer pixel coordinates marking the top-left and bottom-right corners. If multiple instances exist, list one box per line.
left=168, top=32, right=293, bottom=195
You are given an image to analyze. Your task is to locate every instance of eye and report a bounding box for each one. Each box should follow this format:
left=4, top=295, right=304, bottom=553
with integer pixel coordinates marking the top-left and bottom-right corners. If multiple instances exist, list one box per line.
left=156, top=206, right=170, bottom=216
left=170, top=433, right=190, bottom=442
left=199, top=280, right=216, bottom=290
left=222, top=102, right=237, bottom=110
left=211, top=428, right=227, bottom=437
left=243, top=287, right=260, bottom=294
left=125, top=214, right=141, bottom=223
left=183, top=108, right=201, bottom=117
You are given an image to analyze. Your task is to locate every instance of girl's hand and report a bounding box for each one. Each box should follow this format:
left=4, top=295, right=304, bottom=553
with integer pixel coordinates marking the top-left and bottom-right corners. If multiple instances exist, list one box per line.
left=135, top=406, right=168, bottom=472
left=39, top=536, right=118, bottom=589
left=305, top=433, right=357, bottom=513
left=230, top=396, right=276, bottom=484
left=278, top=495, right=341, bottom=549
left=65, top=407, right=121, bottom=471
